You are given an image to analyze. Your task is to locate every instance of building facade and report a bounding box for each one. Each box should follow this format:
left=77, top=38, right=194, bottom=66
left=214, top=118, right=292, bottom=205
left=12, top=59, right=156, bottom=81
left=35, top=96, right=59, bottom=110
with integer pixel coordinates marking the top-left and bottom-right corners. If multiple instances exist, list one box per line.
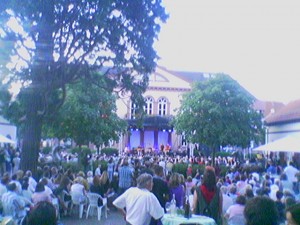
left=116, top=66, right=211, bottom=153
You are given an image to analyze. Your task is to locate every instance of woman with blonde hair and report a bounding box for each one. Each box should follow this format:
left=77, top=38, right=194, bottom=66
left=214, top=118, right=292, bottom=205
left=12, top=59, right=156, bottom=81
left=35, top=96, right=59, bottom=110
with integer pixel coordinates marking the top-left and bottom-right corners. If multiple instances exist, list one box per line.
left=100, top=171, right=112, bottom=197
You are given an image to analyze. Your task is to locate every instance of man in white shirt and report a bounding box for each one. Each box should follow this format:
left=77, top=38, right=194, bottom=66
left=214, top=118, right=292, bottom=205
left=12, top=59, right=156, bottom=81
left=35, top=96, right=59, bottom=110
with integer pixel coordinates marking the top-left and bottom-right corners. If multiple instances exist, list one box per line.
left=113, top=173, right=164, bottom=225
left=1, top=182, right=27, bottom=220
left=220, top=186, right=233, bottom=214
left=95, top=164, right=101, bottom=176
left=284, top=162, right=299, bottom=183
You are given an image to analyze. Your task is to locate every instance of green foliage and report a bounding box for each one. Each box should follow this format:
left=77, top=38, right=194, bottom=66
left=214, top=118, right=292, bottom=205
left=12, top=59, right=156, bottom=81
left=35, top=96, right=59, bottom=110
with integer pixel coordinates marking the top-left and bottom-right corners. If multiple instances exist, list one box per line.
left=0, top=0, right=168, bottom=173
left=43, top=72, right=127, bottom=146
left=71, top=146, right=92, bottom=155
left=61, top=162, right=84, bottom=174
left=174, top=74, right=264, bottom=154
left=93, top=159, right=108, bottom=172
left=101, top=147, right=119, bottom=156
left=214, top=151, right=233, bottom=158
left=219, top=165, right=229, bottom=177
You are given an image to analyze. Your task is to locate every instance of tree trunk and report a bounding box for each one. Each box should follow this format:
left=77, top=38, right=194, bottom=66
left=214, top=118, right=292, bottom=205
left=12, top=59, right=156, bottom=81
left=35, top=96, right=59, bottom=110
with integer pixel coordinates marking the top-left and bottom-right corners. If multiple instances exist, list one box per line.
left=20, top=91, right=43, bottom=177
left=20, top=0, right=54, bottom=177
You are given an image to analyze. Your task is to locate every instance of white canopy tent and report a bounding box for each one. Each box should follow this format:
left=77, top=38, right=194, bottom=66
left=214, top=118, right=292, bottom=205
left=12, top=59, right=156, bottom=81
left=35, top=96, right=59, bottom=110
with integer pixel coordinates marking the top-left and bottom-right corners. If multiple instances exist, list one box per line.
left=253, top=134, right=300, bottom=153
left=0, top=134, right=15, bottom=144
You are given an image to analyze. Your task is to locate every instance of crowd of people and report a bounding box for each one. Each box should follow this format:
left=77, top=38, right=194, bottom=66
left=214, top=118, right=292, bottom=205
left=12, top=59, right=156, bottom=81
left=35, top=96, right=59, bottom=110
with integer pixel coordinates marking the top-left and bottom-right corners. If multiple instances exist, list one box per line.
left=0, top=144, right=300, bottom=225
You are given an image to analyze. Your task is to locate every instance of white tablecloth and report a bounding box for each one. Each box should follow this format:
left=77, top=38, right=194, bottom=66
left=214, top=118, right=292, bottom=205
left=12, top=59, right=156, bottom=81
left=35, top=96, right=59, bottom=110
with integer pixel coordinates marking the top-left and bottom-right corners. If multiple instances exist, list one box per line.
left=162, top=214, right=217, bottom=225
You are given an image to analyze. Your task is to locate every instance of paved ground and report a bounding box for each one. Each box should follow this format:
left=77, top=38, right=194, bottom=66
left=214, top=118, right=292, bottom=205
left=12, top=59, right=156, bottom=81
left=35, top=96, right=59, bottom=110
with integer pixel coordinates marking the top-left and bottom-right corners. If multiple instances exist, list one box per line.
left=60, top=207, right=126, bottom=225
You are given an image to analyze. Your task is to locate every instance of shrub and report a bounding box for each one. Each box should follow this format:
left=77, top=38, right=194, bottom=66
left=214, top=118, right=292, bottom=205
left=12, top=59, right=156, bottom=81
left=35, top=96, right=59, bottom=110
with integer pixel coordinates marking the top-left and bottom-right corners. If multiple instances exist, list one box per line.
left=71, top=146, right=92, bottom=155
left=61, top=161, right=84, bottom=174
left=92, top=159, right=108, bottom=171
left=101, top=147, right=118, bottom=156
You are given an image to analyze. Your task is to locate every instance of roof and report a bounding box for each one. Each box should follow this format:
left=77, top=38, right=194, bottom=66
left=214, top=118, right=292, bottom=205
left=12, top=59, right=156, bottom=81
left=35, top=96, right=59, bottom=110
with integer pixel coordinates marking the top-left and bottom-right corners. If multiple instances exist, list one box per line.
left=265, top=99, right=300, bottom=125
left=253, top=100, right=285, bottom=118
left=155, top=65, right=213, bottom=83
left=169, top=70, right=212, bottom=83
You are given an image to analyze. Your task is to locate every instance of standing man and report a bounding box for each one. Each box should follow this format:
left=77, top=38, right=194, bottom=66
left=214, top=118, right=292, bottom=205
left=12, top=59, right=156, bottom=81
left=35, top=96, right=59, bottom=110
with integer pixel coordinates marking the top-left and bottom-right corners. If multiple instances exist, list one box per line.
left=118, top=158, right=134, bottom=195
left=151, top=165, right=169, bottom=225
left=94, top=164, right=102, bottom=177
left=151, top=165, right=169, bottom=210
left=113, top=173, right=164, bottom=225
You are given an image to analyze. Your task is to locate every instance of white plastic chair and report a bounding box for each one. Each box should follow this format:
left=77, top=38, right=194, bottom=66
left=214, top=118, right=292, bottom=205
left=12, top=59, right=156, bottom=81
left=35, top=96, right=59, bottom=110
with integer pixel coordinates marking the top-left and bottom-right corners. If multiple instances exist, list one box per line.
left=70, top=191, right=87, bottom=219
left=52, top=197, right=60, bottom=219
left=86, top=192, right=107, bottom=221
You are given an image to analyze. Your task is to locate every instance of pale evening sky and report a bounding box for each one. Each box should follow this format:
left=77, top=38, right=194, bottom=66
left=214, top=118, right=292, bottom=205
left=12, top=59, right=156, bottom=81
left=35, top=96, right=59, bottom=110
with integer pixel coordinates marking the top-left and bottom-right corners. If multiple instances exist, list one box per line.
left=154, top=0, right=300, bottom=104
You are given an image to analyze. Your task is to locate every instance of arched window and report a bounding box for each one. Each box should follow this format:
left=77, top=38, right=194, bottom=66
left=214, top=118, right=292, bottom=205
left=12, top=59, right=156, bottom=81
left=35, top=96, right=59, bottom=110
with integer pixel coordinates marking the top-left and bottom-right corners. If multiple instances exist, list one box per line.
left=131, top=102, right=137, bottom=119
left=144, top=97, right=153, bottom=115
left=158, top=97, right=168, bottom=116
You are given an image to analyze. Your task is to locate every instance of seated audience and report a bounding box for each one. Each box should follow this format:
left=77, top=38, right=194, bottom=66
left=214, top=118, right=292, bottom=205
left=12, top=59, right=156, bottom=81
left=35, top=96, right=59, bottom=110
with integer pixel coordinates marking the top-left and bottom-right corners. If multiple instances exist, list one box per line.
left=31, top=182, right=52, bottom=205
left=225, top=195, right=246, bottom=225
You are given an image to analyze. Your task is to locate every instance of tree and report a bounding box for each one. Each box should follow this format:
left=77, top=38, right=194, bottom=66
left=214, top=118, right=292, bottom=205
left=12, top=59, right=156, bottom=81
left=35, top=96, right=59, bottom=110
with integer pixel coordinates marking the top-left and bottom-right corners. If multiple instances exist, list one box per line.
left=173, top=74, right=264, bottom=165
left=0, top=0, right=167, bottom=174
left=44, top=71, right=127, bottom=153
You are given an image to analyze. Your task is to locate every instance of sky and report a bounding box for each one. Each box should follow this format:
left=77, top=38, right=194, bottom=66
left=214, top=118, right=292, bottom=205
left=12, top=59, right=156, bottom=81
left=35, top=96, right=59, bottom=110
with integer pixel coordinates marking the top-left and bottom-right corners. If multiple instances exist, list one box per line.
left=154, top=0, right=300, bottom=104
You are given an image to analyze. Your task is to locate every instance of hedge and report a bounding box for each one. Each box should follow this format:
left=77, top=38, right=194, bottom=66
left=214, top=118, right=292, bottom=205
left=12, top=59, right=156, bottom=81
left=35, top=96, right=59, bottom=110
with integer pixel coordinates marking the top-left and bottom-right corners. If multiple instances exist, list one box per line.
left=101, top=147, right=118, bottom=156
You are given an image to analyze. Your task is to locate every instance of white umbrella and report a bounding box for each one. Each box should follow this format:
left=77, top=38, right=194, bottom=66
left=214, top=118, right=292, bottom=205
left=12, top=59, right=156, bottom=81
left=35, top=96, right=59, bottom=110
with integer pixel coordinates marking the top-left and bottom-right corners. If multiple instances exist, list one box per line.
left=0, top=134, right=15, bottom=144
left=253, top=134, right=300, bottom=153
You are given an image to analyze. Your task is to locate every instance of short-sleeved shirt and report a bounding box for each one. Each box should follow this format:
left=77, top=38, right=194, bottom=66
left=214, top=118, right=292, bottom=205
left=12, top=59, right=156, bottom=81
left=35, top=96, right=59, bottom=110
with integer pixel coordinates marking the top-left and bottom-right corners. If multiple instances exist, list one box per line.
left=113, top=187, right=164, bottom=225
left=118, top=166, right=134, bottom=189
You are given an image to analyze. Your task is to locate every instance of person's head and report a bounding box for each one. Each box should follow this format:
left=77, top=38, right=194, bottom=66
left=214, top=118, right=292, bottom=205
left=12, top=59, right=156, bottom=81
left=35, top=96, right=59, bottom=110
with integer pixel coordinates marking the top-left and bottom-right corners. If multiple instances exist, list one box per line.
left=35, top=182, right=45, bottom=193
left=77, top=171, right=85, bottom=178
left=245, top=188, right=254, bottom=199
left=153, top=164, right=164, bottom=177
left=236, top=195, right=247, bottom=205
left=51, top=167, right=58, bottom=176
left=40, top=178, right=49, bottom=187
left=244, top=196, right=278, bottom=225
left=16, top=170, right=24, bottom=180
left=186, top=176, right=193, bottom=183
left=87, top=171, right=93, bottom=177
left=25, top=201, right=57, bottom=225
left=1, top=172, right=10, bottom=185
left=6, top=182, right=17, bottom=192
left=59, top=175, right=71, bottom=188
left=229, top=184, right=237, bottom=195
left=122, top=158, right=128, bottom=166
left=220, top=185, right=228, bottom=195
left=21, top=176, right=29, bottom=190
left=92, top=175, right=101, bottom=186
left=202, top=166, right=216, bottom=191
left=100, top=171, right=109, bottom=184
left=137, top=173, right=153, bottom=191
left=276, top=190, right=283, bottom=201
left=179, top=174, right=185, bottom=184
left=168, top=172, right=181, bottom=188
left=286, top=203, right=300, bottom=225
